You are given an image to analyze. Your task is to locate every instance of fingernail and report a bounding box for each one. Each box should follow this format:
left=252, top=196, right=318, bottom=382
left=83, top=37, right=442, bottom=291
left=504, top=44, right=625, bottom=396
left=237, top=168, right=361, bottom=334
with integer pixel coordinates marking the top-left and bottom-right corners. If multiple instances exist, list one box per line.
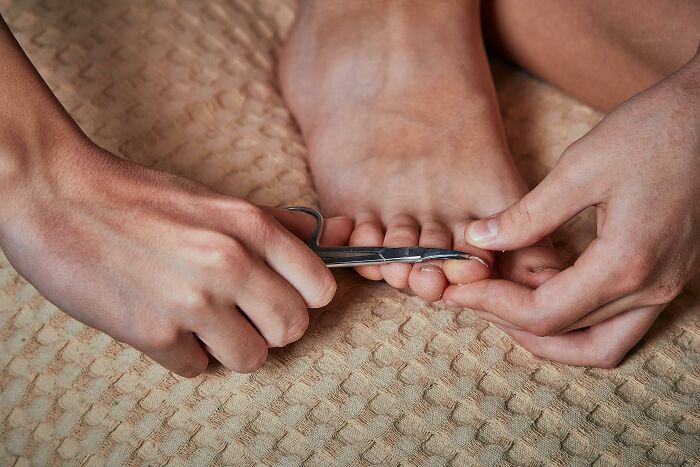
left=420, top=264, right=444, bottom=274
left=467, top=218, right=498, bottom=245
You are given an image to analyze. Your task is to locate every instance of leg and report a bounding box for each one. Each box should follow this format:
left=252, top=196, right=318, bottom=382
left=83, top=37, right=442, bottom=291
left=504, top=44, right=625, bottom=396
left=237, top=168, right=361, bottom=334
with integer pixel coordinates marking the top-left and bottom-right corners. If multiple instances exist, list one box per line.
left=280, top=0, right=562, bottom=301
left=483, top=0, right=700, bottom=111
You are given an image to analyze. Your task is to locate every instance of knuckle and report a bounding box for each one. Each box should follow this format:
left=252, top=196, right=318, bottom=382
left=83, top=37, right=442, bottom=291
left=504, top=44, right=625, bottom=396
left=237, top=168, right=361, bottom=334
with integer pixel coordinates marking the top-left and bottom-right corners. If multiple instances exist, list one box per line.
left=649, top=275, right=684, bottom=304
left=307, top=271, right=337, bottom=308
left=266, top=307, right=309, bottom=348
left=234, top=346, right=268, bottom=374
left=617, top=250, right=655, bottom=293
left=174, top=287, right=214, bottom=316
left=203, top=238, right=252, bottom=282
left=175, top=359, right=208, bottom=378
left=527, top=321, right=556, bottom=338
left=147, top=326, right=181, bottom=350
left=192, top=232, right=249, bottom=272
left=593, top=347, right=625, bottom=369
left=240, top=203, right=272, bottom=230
left=284, top=311, right=310, bottom=345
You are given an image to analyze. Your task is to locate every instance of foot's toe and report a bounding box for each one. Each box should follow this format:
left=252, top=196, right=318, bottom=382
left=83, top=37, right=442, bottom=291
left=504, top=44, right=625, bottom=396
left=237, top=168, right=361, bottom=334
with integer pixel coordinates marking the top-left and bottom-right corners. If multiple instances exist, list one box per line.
left=380, top=214, right=420, bottom=289
left=443, top=221, right=493, bottom=285
left=349, top=213, right=385, bottom=281
left=498, top=240, right=563, bottom=288
left=408, top=220, right=451, bottom=301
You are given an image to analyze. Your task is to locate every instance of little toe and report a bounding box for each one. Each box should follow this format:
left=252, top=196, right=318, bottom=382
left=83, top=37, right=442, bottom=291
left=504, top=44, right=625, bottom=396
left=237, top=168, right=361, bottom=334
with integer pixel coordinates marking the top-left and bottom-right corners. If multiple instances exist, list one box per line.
left=381, top=214, right=420, bottom=289
left=499, top=240, right=563, bottom=288
left=408, top=220, right=451, bottom=301
left=443, top=220, right=493, bottom=285
left=349, top=213, right=385, bottom=281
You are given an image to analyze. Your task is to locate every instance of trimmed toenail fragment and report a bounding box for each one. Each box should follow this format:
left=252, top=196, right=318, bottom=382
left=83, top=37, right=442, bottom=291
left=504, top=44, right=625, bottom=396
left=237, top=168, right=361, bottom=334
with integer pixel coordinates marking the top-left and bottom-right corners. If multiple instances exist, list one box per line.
left=467, top=218, right=498, bottom=245
left=420, top=264, right=444, bottom=274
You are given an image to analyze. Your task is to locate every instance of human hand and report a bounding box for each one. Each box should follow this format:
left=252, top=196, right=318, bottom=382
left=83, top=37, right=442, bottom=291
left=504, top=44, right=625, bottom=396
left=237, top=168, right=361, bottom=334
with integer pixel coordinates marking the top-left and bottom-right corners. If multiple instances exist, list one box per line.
left=0, top=140, right=352, bottom=377
left=443, top=52, right=700, bottom=367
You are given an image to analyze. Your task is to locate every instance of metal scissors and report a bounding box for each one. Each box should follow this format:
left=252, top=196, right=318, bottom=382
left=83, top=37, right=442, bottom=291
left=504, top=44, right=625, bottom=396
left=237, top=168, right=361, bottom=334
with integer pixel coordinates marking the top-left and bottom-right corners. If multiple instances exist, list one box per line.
left=285, top=206, right=488, bottom=268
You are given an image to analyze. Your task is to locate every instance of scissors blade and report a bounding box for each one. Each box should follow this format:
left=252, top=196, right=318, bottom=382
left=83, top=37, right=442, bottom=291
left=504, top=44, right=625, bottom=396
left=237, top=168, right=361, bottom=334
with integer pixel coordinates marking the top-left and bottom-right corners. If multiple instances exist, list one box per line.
left=316, top=246, right=488, bottom=268
left=380, top=247, right=480, bottom=262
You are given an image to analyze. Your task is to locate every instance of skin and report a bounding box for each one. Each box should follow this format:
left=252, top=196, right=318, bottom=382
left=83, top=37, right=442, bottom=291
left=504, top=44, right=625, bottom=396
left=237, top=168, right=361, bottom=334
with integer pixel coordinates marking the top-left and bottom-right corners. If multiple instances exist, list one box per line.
left=483, top=0, right=700, bottom=112
left=0, top=17, right=353, bottom=377
left=443, top=52, right=700, bottom=367
left=279, top=0, right=563, bottom=303
left=2, top=0, right=699, bottom=372
left=282, top=0, right=700, bottom=367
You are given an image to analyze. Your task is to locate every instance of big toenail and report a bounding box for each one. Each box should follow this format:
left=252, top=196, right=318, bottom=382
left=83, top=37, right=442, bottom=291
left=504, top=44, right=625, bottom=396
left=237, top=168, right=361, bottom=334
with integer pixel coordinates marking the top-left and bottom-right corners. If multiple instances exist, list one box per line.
left=420, top=264, right=444, bottom=274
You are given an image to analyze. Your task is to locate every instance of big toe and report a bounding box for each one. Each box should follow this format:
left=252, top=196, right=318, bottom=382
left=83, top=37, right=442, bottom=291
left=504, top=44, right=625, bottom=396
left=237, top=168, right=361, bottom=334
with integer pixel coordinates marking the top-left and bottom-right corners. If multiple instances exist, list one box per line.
left=498, top=239, right=563, bottom=288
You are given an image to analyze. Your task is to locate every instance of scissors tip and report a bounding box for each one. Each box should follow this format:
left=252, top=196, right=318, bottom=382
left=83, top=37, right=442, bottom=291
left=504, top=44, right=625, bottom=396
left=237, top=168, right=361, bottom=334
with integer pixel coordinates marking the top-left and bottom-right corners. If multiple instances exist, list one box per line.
left=423, top=249, right=491, bottom=269
left=461, top=253, right=489, bottom=268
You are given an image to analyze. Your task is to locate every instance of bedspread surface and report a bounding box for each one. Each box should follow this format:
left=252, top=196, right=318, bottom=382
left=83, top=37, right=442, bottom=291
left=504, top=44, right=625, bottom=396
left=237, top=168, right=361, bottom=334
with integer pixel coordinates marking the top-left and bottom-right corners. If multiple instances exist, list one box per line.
left=1, top=1, right=699, bottom=465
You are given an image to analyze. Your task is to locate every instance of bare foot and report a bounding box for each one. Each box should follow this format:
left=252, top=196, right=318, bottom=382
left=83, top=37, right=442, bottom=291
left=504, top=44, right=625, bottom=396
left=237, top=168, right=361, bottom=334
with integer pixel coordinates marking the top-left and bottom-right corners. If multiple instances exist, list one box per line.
left=280, top=1, right=562, bottom=301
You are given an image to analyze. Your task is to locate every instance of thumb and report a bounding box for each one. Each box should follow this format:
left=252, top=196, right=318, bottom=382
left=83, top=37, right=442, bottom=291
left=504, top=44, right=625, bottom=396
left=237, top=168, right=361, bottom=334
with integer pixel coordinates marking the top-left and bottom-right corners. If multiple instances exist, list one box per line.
left=266, top=207, right=354, bottom=246
left=465, top=170, right=594, bottom=251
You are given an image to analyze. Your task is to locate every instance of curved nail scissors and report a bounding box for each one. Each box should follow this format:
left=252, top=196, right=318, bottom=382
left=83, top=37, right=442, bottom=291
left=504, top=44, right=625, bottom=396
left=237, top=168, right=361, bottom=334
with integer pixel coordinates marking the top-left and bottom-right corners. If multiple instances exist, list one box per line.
left=285, top=206, right=488, bottom=268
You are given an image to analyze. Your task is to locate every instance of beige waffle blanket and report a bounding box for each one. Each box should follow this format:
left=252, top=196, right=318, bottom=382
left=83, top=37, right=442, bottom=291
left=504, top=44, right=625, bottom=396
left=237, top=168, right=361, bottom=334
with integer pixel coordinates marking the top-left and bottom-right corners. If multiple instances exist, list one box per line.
left=1, top=1, right=699, bottom=465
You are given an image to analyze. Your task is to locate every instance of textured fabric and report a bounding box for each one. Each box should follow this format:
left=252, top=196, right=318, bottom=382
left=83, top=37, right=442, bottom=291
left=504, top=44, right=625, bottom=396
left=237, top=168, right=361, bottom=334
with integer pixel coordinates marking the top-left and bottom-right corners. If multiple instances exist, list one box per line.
left=1, top=1, right=699, bottom=465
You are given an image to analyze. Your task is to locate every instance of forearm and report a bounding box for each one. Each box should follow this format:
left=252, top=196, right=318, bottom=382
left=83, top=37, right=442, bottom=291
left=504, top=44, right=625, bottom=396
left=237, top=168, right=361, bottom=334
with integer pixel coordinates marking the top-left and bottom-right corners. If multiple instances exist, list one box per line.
left=0, top=16, right=84, bottom=192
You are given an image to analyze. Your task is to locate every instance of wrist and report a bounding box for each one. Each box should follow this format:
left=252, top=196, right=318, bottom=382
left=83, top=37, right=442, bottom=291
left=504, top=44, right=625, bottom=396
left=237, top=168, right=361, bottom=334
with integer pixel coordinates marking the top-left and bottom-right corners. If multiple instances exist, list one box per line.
left=0, top=121, right=91, bottom=220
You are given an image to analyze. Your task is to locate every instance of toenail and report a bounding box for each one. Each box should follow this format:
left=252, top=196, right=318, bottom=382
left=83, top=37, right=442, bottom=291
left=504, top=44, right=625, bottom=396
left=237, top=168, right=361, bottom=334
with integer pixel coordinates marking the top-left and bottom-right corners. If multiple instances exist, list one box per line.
left=420, top=264, right=444, bottom=274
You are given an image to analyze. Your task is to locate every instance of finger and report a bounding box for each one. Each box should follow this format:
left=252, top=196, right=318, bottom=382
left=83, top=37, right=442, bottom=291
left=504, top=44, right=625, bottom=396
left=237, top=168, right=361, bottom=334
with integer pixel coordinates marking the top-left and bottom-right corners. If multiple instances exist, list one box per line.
left=349, top=213, right=384, bottom=281
left=442, top=240, right=634, bottom=336
left=381, top=214, right=420, bottom=289
left=193, top=306, right=269, bottom=374
left=408, top=220, right=451, bottom=301
left=268, top=208, right=354, bottom=246
left=465, top=164, right=596, bottom=251
left=496, top=305, right=663, bottom=368
left=498, top=238, right=563, bottom=289
left=250, top=208, right=338, bottom=308
left=443, top=220, right=493, bottom=285
left=558, top=290, right=659, bottom=333
left=139, top=331, right=210, bottom=378
left=233, top=257, right=310, bottom=347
